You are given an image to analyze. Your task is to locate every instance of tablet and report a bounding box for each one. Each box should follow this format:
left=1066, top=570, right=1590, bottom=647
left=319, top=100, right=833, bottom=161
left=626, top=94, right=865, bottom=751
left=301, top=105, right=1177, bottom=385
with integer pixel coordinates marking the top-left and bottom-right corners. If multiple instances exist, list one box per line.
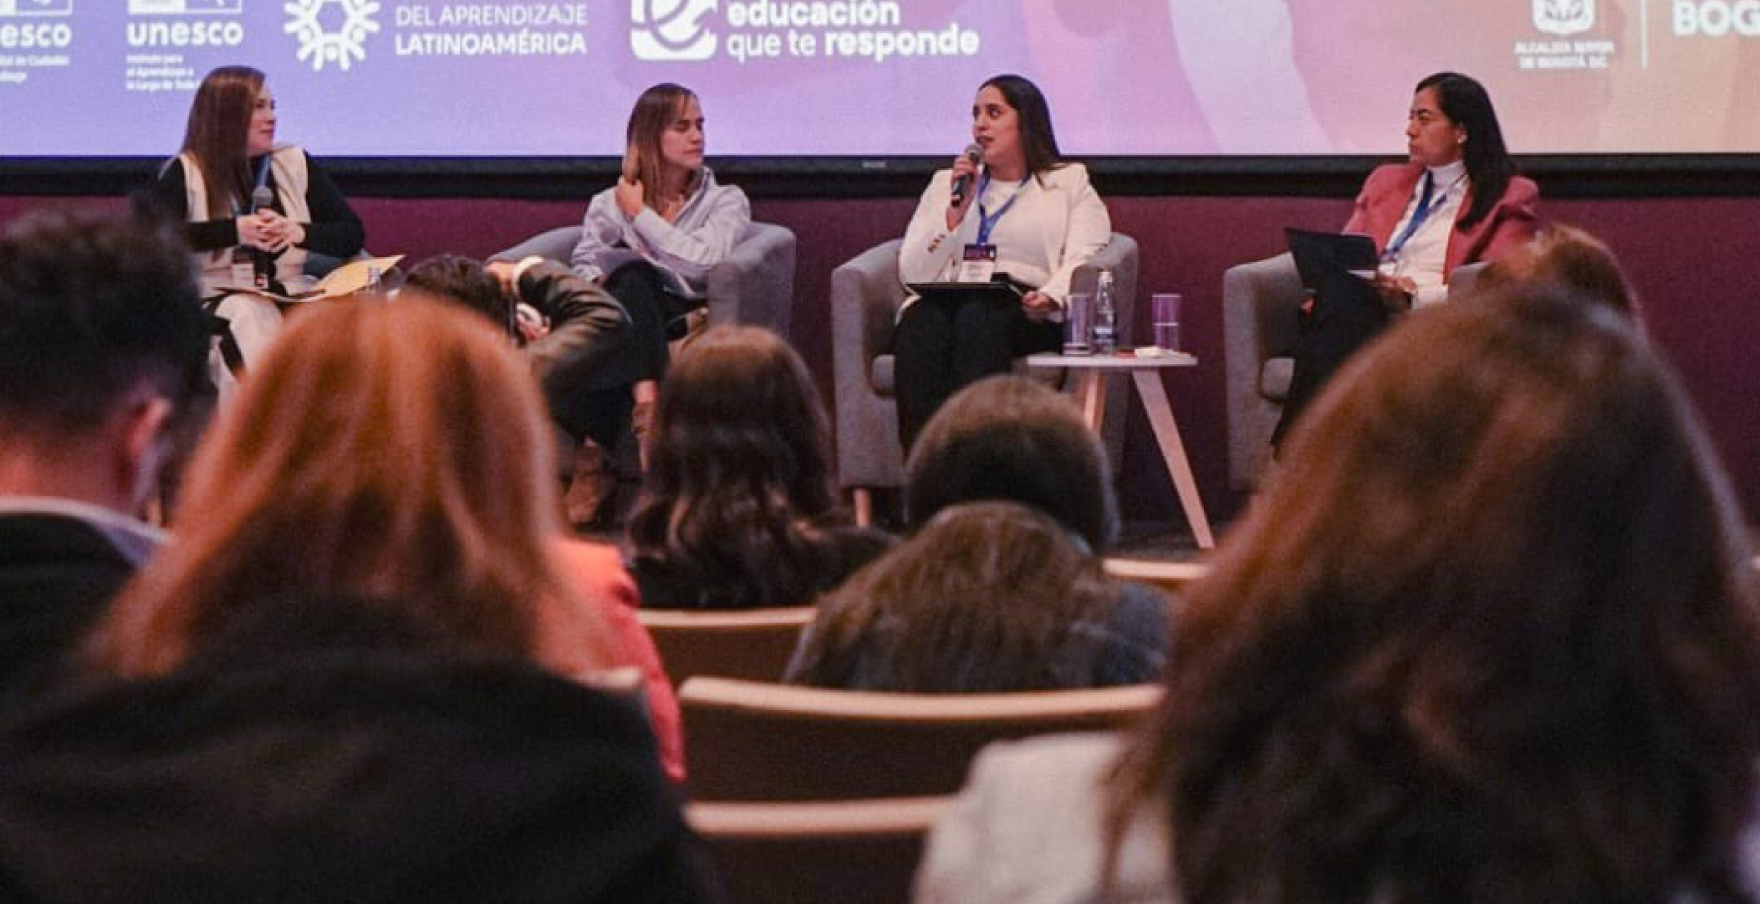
left=1284, top=228, right=1379, bottom=293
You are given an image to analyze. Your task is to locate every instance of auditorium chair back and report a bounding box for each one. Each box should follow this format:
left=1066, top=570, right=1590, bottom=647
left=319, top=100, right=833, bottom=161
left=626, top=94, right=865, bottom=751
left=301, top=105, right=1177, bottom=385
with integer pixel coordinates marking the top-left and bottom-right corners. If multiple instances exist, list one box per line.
left=680, top=677, right=1162, bottom=801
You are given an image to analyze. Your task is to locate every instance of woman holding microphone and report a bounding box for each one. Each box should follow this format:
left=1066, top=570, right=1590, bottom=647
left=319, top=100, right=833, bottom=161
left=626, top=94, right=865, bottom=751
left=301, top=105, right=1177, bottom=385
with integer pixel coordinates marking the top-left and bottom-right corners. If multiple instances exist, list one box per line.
left=568, top=83, right=751, bottom=449
left=141, top=65, right=364, bottom=401
left=893, top=73, right=1111, bottom=452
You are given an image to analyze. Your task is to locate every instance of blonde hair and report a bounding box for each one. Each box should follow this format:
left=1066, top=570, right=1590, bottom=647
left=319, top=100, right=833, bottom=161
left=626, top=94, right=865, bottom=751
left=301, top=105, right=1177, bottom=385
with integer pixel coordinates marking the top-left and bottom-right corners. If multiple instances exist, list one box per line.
left=91, top=295, right=608, bottom=677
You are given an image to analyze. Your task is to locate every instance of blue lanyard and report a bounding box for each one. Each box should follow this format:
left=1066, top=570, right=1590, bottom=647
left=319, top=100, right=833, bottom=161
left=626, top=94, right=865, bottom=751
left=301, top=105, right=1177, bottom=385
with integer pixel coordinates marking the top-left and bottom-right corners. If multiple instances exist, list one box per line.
left=974, top=173, right=1028, bottom=246
left=1385, top=171, right=1446, bottom=258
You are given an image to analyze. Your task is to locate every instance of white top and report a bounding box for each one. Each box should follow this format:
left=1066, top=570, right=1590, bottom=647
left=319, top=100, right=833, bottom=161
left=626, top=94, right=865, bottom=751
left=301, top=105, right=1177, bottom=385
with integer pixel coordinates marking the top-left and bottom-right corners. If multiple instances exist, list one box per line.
left=1385, top=159, right=1468, bottom=307
left=914, top=732, right=1176, bottom=904
left=569, top=166, right=751, bottom=297
left=898, top=163, right=1111, bottom=312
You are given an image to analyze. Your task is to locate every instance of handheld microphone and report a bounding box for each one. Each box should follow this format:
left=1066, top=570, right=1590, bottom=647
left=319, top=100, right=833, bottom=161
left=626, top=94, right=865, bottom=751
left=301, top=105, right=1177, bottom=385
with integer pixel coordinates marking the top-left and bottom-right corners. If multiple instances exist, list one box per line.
left=249, top=186, right=276, bottom=289
left=949, top=144, right=981, bottom=207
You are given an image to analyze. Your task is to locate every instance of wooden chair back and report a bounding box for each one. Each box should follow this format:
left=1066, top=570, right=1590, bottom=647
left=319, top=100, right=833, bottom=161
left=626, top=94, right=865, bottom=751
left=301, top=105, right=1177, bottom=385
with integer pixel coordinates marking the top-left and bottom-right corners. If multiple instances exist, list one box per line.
left=680, top=677, right=1161, bottom=800
left=687, top=796, right=948, bottom=904
left=637, top=607, right=816, bottom=690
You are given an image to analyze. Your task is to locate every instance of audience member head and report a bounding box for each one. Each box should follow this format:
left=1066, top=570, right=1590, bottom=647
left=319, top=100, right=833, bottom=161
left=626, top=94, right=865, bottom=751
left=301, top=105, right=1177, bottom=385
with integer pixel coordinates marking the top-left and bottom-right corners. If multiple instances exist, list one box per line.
left=789, top=501, right=1141, bottom=692
left=1477, top=223, right=1643, bottom=323
left=91, top=296, right=604, bottom=678
left=626, top=325, right=843, bottom=608
left=0, top=207, right=208, bottom=511
left=624, top=82, right=703, bottom=204
left=906, top=375, right=1117, bottom=551
left=181, top=65, right=272, bottom=220
left=404, top=254, right=520, bottom=340
left=1413, top=71, right=1514, bottom=228
left=976, top=73, right=1062, bottom=176
left=1112, top=287, right=1760, bottom=903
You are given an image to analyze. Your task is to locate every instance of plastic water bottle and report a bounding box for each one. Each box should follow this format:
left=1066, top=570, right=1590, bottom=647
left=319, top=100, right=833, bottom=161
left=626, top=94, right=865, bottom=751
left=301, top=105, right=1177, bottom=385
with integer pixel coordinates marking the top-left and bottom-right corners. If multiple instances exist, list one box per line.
left=364, top=265, right=382, bottom=296
left=1092, top=268, right=1117, bottom=354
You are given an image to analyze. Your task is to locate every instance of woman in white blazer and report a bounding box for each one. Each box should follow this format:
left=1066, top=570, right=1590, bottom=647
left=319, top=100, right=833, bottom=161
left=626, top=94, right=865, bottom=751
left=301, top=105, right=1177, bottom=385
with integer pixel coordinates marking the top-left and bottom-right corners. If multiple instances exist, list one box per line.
left=893, top=74, right=1111, bottom=451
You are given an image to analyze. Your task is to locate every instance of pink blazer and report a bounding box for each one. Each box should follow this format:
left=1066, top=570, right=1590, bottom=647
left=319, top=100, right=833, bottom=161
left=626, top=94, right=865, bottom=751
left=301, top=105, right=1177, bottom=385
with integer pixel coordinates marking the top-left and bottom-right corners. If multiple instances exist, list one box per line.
left=1343, top=163, right=1539, bottom=279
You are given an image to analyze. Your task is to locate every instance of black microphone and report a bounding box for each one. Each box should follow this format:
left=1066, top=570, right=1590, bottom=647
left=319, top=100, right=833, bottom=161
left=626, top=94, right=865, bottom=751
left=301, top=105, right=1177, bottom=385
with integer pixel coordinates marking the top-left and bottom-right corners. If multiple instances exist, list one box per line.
left=949, top=143, right=981, bottom=207
left=249, top=185, right=275, bottom=289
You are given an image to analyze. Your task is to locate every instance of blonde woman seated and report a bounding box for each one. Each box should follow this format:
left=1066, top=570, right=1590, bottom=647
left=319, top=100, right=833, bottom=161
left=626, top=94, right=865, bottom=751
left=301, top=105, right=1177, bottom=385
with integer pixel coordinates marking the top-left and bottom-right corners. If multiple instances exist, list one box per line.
left=0, top=299, right=713, bottom=901
left=786, top=376, right=1167, bottom=692
left=914, top=287, right=1760, bottom=904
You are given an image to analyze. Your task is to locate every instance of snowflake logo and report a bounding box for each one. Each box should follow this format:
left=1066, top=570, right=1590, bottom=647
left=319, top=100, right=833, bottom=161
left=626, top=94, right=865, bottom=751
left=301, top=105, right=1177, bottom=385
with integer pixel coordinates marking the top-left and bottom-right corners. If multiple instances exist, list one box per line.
left=284, top=0, right=380, bottom=72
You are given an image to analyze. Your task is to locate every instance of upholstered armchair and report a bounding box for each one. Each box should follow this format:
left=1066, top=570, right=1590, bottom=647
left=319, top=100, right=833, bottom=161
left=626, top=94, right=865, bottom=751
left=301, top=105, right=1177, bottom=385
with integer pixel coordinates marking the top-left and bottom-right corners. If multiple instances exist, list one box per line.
left=492, top=222, right=798, bottom=336
left=831, top=234, right=1140, bottom=521
left=1222, top=253, right=1488, bottom=490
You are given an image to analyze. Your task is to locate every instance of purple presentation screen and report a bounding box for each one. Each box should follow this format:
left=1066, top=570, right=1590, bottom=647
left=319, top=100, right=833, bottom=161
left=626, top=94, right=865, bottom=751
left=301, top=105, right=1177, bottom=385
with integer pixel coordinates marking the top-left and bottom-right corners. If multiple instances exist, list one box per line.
left=3, top=0, right=1757, bottom=158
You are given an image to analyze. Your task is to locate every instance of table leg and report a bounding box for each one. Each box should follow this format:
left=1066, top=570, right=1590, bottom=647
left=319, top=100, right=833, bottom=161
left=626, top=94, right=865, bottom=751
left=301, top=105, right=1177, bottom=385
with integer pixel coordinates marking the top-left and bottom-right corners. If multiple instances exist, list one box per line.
left=1077, top=369, right=1105, bottom=429
left=1132, top=370, right=1215, bottom=549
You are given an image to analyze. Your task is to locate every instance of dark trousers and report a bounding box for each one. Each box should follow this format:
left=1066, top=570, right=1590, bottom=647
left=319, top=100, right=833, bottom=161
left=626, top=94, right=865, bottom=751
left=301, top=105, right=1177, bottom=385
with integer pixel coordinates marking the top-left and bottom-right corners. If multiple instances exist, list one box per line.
left=893, top=292, right=1062, bottom=452
left=543, top=259, right=690, bottom=452
left=602, top=259, right=697, bottom=386
left=1271, top=269, right=1391, bottom=450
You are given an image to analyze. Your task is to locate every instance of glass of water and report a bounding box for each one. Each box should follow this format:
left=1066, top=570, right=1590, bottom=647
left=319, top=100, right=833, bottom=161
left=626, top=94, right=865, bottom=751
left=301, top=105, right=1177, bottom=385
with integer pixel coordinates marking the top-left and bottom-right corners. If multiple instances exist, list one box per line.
left=1150, top=292, right=1182, bottom=353
left=1062, top=292, right=1094, bottom=355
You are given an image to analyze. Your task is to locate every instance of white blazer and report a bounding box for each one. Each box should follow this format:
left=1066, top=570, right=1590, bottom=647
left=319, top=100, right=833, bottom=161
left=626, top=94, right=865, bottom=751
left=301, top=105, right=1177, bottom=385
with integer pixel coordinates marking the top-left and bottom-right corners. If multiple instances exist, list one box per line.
left=897, top=162, right=1111, bottom=313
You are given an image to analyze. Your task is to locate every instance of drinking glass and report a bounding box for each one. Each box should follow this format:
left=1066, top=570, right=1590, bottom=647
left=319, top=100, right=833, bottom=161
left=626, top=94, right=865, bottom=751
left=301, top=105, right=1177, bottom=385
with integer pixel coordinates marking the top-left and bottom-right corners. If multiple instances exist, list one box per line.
left=1150, top=292, right=1182, bottom=352
left=1062, top=292, right=1094, bottom=355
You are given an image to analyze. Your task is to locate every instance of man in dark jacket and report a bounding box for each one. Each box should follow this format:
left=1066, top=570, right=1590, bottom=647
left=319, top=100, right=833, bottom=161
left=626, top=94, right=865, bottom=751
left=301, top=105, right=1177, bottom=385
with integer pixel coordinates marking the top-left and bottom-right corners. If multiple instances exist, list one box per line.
left=403, top=254, right=639, bottom=527
left=0, top=209, right=209, bottom=695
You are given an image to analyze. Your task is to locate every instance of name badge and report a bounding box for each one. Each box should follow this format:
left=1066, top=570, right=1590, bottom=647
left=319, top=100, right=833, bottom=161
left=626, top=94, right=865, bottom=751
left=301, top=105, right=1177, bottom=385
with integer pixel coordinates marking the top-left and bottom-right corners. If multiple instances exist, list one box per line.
left=956, top=244, right=997, bottom=283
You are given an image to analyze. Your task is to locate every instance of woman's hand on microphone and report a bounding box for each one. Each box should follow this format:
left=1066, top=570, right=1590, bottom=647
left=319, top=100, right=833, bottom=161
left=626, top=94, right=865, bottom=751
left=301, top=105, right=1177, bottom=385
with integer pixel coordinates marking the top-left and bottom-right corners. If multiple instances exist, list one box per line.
left=945, top=151, right=980, bottom=230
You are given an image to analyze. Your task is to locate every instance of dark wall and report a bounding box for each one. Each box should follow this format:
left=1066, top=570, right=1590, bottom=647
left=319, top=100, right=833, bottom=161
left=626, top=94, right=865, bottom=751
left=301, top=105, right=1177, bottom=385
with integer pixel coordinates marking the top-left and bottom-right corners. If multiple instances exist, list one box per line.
left=5, top=191, right=1757, bottom=528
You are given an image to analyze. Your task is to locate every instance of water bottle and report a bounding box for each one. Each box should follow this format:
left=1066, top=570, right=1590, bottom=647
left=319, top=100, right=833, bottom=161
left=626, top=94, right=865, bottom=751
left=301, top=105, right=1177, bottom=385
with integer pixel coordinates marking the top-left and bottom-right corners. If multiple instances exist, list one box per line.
left=364, top=265, right=382, bottom=296
left=1092, top=268, right=1117, bottom=354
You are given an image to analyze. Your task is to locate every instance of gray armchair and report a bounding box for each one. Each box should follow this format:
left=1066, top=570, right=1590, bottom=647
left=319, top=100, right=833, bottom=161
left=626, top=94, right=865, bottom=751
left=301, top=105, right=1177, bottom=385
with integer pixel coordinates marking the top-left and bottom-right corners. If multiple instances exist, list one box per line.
left=832, top=234, right=1140, bottom=520
left=492, top=222, right=798, bottom=337
left=1222, top=254, right=1488, bottom=491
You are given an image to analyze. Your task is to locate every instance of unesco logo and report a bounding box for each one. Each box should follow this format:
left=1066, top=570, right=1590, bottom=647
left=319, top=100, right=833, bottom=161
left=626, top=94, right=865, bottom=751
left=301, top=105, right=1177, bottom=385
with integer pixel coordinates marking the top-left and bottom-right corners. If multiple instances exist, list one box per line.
left=631, top=0, right=718, bottom=61
left=1533, top=0, right=1595, bottom=35
left=285, top=0, right=380, bottom=71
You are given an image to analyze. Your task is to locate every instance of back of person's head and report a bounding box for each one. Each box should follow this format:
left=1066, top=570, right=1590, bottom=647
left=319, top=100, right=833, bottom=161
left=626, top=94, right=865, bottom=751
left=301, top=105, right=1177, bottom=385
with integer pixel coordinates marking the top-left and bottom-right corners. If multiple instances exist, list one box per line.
left=1477, top=224, right=1643, bottom=323
left=789, top=501, right=1126, bottom=692
left=627, top=325, right=841, bottom=608
left=404, top=254, right=519, bottom=339
left=92, top=295, right=591, bottom=677
left=1113, top=287, right=1760, bottom=903
left=0, top=207, right=207, bottom=451
left=907, top=375, right=1117, bottom=551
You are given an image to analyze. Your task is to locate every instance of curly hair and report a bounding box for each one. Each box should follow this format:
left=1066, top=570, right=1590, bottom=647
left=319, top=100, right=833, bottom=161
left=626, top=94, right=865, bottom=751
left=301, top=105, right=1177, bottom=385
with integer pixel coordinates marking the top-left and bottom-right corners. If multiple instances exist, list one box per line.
left=625, top=325, right=845, bottom=609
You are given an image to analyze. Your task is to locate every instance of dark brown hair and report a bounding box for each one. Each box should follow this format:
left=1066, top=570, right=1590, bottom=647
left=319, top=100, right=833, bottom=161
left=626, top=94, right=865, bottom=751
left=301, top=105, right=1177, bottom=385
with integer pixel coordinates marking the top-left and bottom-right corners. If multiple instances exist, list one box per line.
left=1417, top=71, right=1516, bottom=230
left=1110, top=287, right=1760, bottom=904
left=626, top=325, right=843, bottom=609
left=906, top=375, right=1117, bottom=551
left=787, top=501, right=1133, bottom=692
left=180, top=65, right=265, bottom=221
left=980, top=73, right=1064, bottom=179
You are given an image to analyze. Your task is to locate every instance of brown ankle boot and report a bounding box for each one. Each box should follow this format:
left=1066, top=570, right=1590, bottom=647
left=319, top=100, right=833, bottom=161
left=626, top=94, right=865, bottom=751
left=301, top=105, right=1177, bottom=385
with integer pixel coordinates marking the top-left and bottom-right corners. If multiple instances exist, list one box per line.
left=564, top=438, right=616, bottom=529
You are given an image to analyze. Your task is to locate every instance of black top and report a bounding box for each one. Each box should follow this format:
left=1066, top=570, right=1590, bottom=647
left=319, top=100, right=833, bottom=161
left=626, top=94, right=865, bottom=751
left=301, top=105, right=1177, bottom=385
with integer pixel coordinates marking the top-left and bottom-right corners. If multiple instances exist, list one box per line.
left=137, top=151, right=364, bottom=259
left=0, top=513, right=141, bottom=700
left=0, top=593, right=722, bottom=904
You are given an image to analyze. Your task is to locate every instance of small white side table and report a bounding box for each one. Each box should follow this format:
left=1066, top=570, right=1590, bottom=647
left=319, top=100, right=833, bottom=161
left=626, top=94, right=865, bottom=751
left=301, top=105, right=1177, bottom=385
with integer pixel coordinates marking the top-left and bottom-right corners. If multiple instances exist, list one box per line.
left=1026, top=352, right=1215, bottom=550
